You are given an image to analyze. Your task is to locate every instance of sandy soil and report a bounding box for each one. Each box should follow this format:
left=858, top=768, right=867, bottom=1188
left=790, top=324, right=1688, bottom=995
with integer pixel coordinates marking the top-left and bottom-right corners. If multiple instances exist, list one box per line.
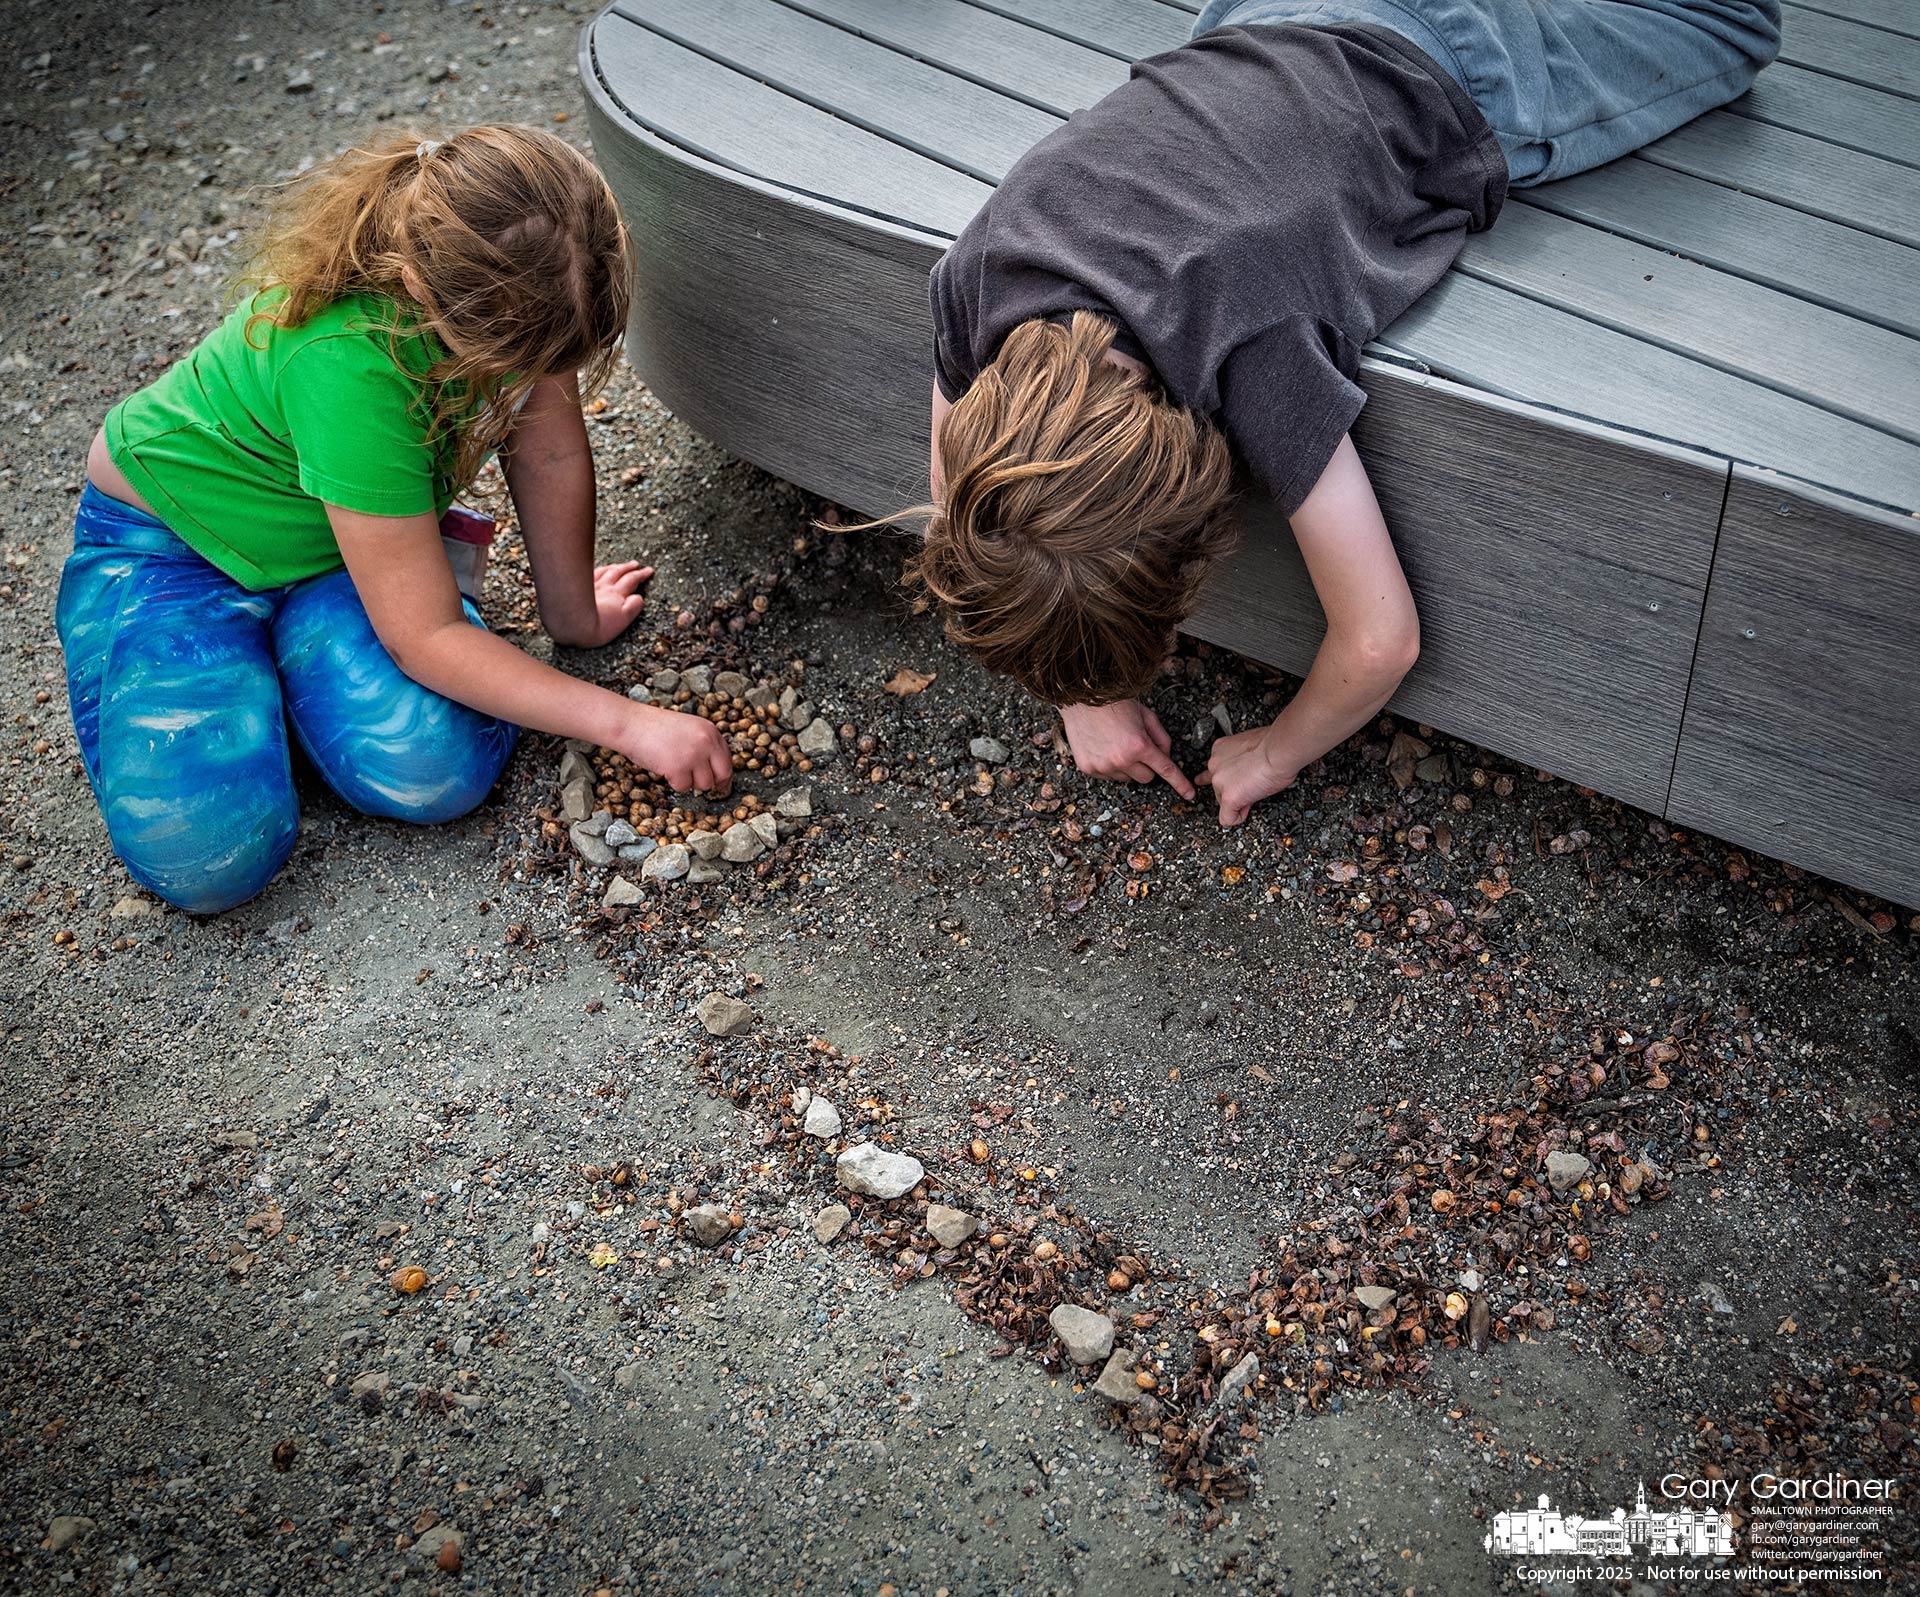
left=1, top=3, right=1915, bottom=1595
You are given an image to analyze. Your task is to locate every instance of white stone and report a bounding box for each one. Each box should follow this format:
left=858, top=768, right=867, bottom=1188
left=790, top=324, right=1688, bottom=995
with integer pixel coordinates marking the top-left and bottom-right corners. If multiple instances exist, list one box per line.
left=1048, top=1304, right=1115, bottom=1366
left=836, top=1142, right=923, bottom=1200
left=802, top=1097, right=841, bottom=1139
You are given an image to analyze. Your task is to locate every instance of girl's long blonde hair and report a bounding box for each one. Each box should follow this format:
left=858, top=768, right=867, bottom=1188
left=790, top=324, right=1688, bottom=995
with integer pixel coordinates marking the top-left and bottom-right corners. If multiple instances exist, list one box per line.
left=245, top=125, right=631, bottom=496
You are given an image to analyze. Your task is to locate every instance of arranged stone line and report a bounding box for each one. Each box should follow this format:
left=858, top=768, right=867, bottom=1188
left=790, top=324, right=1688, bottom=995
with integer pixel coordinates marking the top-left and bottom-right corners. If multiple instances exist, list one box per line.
left=637, top=1004, right=1727, bottom=1512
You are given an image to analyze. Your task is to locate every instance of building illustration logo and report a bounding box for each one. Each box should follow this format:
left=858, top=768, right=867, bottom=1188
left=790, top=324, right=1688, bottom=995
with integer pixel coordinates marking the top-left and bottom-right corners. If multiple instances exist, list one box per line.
left=1486, top=1482, right=1735, bottom=1558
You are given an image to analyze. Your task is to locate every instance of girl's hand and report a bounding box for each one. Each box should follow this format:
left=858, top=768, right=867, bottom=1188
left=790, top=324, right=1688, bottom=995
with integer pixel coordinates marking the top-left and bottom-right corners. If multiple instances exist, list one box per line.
left=617, top=703, right=734, bottom=795
left=1059, top=700, right=1195, bottom=799
left=576, top=560, right=653, bottom=648
left=1199, top=724, right=1299, bottom=826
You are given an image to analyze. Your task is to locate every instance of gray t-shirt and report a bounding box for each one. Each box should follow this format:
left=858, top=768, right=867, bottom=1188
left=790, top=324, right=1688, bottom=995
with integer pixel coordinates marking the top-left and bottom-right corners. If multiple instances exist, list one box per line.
left=930, top=23, right=1506, bottom=514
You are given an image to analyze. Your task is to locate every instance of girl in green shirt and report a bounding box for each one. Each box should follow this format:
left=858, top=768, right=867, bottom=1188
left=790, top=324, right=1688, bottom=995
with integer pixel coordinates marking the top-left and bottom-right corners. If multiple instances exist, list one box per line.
left=58, top=125, right=730, bottom=913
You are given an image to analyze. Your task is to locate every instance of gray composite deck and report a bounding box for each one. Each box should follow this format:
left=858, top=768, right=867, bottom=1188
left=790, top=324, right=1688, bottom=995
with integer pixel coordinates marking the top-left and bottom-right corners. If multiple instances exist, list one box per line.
left=578, top=0, right=1920, bottom=907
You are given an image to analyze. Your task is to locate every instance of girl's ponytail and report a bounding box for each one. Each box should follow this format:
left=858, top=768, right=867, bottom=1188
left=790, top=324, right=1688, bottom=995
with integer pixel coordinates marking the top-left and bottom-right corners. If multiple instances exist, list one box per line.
left=244, top=127, right=632, bottom=498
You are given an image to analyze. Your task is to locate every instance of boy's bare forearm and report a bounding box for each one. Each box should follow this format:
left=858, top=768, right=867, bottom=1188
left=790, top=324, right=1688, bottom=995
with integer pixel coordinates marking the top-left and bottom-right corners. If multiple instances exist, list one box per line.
left=1260, top=629, right=1410, bottom=776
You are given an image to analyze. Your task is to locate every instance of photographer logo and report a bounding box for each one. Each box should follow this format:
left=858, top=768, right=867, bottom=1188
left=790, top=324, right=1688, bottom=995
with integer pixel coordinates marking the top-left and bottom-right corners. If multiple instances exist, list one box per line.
left=1486, top=1481, right=1735, bottom=1558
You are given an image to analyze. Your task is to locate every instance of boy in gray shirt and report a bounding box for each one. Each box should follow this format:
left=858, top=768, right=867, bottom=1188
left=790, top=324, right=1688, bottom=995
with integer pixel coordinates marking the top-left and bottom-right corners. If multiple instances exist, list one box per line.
left=914, top=0, right=1781, bottom=824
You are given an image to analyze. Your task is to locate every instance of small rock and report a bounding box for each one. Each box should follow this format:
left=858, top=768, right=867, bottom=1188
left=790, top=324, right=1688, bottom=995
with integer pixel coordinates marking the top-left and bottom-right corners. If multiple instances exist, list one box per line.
left=1415, top=753, right=1451, bottom=784
left=925, top=1203, right=979, bottom=1250
left=774, top=786, right=813, bottom=819
left=1459, top=1269, right=1484, bottom=1293
left=812, top=1204, right=851, bottom=1244
left=713, top=670, right=749, bottom=698
left=1218, top=1351, right=1260, bottom=1403
left=561, top=777, right=592, bottom=822
left=603, top=819, right=638, bottom=847
left=969, top=735, right=1010, bottom=765
left=720, top=822, right=766, bottom=863
left=1189, top=718, right=1214, bottom=747
left=696, top=992, right=754, bottom=1037
left=412, top=1525, right=461, bottom=1565
left=1697, top=1279, right=1735, bottom=1316
left=1092, top=1349, right=1142, bottom=1405
left=802, top=1097, right=841, bottom=1139
left=284, top=68, right=314, bottom=92
left=682, top=665, right=713, bottom=695
left=602, top=876, right=643, bottom=910
left=614, top=1362, right=644, bottom=1390
left=836, top=1143, right=923, bottom=1200
left=1354, top=1285, right=1397, bottom=1313
left=350, top=1372, right=389, bottom=1411
left=686, top=858, right=726, bottom=885
left=110, top=895, right=153, bottom=919
left=647, top=669, right=681, bottom=693
left=748, top=812, right=780, bottom=848
left=42, top=1516, right=94, bottom=1553
left=686, top=829, right=724, bottom=860
left=781, top=699, right=816, bottom=732
left=641, top=843, right=690, bottom=882
left=569, top=825, right=613, bottom=867
left=798, top=717, right=837, bottom=756
left=1048, top=1304, right=1115, bottom=1366
left=1545, top=1151, right=1592, bottom=1193
left=558, top=749, right=594, bottom=787
left=683, top=1204, right=732, bottom=1248
left=580, top=808, right=612, bottom=836
left=1211, top=702, right=1233, bottom=735
left=625, top=685, right=652, bottom=703
left=745, top=684, right=779, bottom=710
left=617, top=839, right=657, bottom=862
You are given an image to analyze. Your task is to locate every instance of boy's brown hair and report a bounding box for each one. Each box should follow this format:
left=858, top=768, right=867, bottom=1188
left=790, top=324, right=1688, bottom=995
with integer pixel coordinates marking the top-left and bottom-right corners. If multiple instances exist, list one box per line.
left=246, top=125, right=631, bottom=495
left=905, top=312, right=1237, bottom=706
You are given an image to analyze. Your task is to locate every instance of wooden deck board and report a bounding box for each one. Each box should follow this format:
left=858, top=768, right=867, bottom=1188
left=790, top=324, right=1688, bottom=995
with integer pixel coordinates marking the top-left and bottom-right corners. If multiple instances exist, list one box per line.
left=1778, top=2, right=1920, bottom=95
left=1667, top=471, right=1920, bottom=906
left=962, top=0, right=1191, bottom=58
left=1729, top=63, right=1920, bottom=164
left=778, top=0, right=1129, bottom=113
left=1785, top=0, right=1920, bottom=37
left=1456, top=204, right=1920, bottom=444
left=1378, top=274, right=1920, bottom=512
left=591, top=11, right=991, bottom=232
left=1636, top=112, right=1920, bottom=247
left=613, top=0, right=1058, bottom=180
left=1513, top=160, right=1920, bottom=338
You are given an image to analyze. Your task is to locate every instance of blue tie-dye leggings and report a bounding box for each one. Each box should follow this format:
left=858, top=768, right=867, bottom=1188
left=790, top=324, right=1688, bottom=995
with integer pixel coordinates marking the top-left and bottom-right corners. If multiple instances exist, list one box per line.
left=55, top=485, right=519, bottom=914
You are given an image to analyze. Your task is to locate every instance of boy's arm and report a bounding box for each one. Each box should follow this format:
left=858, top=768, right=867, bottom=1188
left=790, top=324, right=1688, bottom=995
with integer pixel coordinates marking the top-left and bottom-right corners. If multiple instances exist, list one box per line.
left=1200, top=434, right=1419, bottom=824
left=503, top=373, right=650, bottom=649
left=930, top=381, right=952, bottom=499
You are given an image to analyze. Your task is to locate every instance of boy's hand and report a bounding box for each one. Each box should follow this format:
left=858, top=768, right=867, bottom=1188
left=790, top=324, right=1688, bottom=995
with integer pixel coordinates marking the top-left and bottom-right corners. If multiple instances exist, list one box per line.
left=1059, top=700, right=1195, bottom=799
left=616, top=703, right=733, bottom=795
left=577, top=560, right=654, bottom=647
left=1200, top=724, right=1298, bottom=826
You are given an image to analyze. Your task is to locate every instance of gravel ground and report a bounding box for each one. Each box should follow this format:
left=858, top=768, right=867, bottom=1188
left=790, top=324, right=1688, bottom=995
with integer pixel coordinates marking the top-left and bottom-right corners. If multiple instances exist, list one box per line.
left=2, top=3, right=1916, bottom=1595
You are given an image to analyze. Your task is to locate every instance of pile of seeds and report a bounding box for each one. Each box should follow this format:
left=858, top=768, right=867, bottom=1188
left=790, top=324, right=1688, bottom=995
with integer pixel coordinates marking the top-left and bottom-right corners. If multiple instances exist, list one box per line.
left=529, top=662, right=838, bottom=891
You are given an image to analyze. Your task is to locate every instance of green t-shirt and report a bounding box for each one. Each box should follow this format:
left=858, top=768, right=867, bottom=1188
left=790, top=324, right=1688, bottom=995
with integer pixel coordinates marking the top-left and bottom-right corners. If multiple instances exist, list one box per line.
left=105, top=289, right=463, bottom=590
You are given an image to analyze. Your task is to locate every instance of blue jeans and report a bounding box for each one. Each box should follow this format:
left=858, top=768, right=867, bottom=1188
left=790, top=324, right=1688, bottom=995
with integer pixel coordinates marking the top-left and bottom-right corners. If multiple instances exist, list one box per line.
left=55, top=485, right=518, bottom=914
left=1193, top=0, right=1782, bottom=185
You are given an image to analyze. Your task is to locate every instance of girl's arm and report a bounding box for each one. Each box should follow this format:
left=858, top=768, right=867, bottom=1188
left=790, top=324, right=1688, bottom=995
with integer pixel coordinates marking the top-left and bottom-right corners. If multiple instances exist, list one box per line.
left=1200, top=435, right=1419, bottom=824
left=325, top=503, right=733, bottom=792
left=502, top=372, right=650, bottom=650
